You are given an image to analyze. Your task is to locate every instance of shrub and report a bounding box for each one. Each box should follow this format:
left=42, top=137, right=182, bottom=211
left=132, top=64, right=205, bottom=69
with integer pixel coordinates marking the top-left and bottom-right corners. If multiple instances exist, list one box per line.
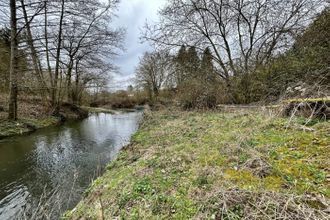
left=178, top=79, right=217, bottom=109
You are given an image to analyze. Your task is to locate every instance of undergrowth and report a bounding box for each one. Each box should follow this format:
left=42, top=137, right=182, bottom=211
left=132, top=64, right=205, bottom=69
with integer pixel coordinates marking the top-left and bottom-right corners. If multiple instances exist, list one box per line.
left=66, top=109, right=329, bottom=219
left=0, top=116, right=59, bottom=139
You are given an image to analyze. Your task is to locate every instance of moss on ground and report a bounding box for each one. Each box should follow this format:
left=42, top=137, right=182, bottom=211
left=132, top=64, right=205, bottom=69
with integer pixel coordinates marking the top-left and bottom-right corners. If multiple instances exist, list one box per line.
left=66, top=109, right=329, bottom=219
left=0, top=103, right=91, bottom=139
left=284, top=97, right=330, bottom=103
left=0, top=116, right=60, bottom=139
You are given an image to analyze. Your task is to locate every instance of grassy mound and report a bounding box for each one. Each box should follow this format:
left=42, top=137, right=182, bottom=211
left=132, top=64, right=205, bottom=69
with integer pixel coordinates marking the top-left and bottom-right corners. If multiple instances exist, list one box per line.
left=66, top=109, right=329, bottom=219
left=0, top=117, right=60, bottom=139
left=0, top=102, right=88, bottom=139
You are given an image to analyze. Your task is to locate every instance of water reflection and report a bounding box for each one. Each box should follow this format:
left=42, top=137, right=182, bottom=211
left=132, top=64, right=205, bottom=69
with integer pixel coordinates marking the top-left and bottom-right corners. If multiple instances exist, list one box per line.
left=0, top=112, right=142, bottom=219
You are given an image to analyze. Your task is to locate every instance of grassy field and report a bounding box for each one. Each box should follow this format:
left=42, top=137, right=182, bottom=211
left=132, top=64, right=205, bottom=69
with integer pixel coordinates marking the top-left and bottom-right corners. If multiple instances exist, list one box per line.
left=66, top=108, right=329, bottom=219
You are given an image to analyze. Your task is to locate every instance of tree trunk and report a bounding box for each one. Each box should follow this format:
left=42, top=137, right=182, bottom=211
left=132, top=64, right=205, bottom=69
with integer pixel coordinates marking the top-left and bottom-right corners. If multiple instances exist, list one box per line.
left=73, top=61, right=80, bottom=105
left=8, top=0, right=18, bottom=120
left=66, top=59, right=74, bottom=103
left=20, top=0, right=44, bottom=87
left=153, top=86, right=159, bottom=98
left=20, top=0, right=50, bottom=101
left=52, top=0, right=65, bottom=109
left=44, top=2, right=53, bottom=91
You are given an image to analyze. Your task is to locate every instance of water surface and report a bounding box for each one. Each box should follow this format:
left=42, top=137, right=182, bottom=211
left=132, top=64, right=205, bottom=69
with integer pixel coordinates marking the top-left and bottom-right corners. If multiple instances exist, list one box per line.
left=0, top=112, right=142, bottom=219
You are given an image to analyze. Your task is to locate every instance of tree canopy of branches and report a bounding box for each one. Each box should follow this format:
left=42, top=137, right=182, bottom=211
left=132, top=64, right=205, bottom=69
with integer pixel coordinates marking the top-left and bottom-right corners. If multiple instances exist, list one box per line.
left=143, top=0, right=326, bottom=102
left=135, top=51, right=172, bottom=101
left=1, top=0, right=124, bottom=119
left=259, top=8, right=330, bottom=100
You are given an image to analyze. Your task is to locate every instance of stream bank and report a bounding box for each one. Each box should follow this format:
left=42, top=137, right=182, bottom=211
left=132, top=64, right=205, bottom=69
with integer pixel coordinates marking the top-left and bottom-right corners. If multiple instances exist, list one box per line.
left=67, top=108, right=329, bottom=219
left=0, top=111, right=142, bottom=220
left=0, top=104, right=89, bottom=139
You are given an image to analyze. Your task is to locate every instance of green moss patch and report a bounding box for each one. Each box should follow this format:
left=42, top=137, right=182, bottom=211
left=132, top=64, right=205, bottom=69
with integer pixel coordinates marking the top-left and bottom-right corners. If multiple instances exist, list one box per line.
left=0, top=116, right=60, bottom=139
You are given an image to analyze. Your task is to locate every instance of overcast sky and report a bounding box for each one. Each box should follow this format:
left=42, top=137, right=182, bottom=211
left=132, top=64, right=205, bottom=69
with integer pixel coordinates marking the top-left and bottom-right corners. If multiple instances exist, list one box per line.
left=110, top=0, right=166, bottom=90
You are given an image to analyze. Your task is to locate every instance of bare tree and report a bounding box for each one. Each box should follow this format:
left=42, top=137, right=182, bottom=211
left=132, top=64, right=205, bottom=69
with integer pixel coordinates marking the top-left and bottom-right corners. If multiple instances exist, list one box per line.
left=60, top=0, right=124, bottom=104
left=143, top=0, right=325, bottom=88
left=52, top=0, right=65, bottom=109
left=1, top=0, right=124, bottom=118
left=20, top=0, right=48, bottom=94
left=135, top=51, right=171, bottom=100
left=8, top=0, right=18, bottom=120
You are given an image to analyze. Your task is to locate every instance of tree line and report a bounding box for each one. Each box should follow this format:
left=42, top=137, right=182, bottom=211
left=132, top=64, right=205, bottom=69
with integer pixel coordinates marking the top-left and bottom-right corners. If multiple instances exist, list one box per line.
left=135, top=0, right=329, bottom=108
left=0, top=0, right=124, bottom=120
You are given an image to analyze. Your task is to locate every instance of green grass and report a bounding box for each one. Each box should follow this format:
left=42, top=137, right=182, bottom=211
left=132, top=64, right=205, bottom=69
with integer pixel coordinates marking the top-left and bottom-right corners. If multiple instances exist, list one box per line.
left=284, top=97, right=330, bottom=103
left=0, top=116, right=60, bottom=139
left=66, top=109, right=329, bottom=219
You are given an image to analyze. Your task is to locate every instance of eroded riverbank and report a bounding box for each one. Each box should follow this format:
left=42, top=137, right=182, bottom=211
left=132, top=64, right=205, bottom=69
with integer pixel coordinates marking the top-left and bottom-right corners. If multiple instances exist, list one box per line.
left=0, top=104, right=90, bottom=140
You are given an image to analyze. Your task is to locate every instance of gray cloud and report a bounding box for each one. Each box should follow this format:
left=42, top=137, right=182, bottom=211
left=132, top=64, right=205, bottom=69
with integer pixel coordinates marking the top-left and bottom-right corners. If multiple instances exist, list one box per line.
left=110, top=0, right=166, bottom=90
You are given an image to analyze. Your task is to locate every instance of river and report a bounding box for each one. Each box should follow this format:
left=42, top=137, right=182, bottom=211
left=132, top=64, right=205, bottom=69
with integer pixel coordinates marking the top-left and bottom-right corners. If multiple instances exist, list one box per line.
left=0, top=111, right=142, bottom=219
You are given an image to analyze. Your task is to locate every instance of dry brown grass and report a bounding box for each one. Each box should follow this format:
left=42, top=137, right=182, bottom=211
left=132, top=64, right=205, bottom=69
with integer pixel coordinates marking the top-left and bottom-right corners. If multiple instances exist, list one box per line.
left=211, top=189, right=329, bottom=220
